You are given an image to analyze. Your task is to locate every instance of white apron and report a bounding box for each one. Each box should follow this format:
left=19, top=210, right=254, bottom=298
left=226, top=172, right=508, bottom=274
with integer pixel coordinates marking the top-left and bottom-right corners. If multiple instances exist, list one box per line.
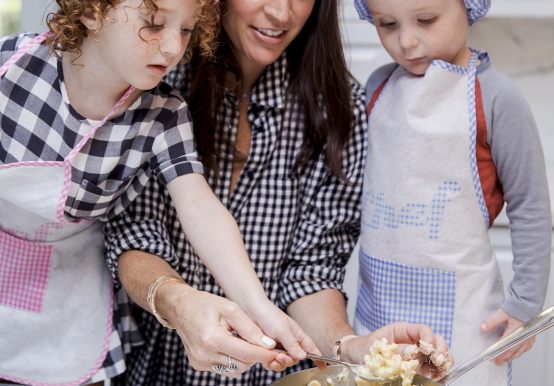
left=354, top=53, right=508, bottom=386
left=0, top=33, right=132, bottom=386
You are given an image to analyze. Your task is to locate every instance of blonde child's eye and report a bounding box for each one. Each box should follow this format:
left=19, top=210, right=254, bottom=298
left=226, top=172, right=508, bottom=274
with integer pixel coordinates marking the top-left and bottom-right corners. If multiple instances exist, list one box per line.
left=418, top=17, right=437, bottom=25
left=378, top=21, right=396, bottom=28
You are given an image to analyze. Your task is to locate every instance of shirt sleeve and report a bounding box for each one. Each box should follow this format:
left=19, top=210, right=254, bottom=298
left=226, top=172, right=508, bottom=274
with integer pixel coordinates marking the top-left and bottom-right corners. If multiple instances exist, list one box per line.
left=277, top=80, right=368, bottom=309
left=103, top=174, right=181, bottom=284
left=149, top=87, right=204, bottom=185
left=480, top=66, right=552, bottom=321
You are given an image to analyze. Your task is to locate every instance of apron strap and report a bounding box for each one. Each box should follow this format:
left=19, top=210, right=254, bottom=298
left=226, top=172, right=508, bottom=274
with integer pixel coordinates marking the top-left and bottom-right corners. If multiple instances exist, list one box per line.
left=0, top=32, right=52, bottom=77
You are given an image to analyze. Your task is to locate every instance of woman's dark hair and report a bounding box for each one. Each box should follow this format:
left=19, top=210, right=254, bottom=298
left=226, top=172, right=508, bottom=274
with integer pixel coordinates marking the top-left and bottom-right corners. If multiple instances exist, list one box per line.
left=188, top=0, right=354, bottom=181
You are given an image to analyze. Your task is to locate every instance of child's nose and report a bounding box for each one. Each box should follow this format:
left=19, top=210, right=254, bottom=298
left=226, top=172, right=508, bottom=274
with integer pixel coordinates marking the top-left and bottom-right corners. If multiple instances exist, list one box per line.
left=399, top=29, right=419, bottom=50
left=160, top=30, right=185, bottom=58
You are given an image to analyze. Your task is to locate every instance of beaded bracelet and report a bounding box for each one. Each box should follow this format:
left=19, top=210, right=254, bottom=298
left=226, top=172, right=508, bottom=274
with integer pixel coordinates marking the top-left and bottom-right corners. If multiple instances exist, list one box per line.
left=146, top=275, right=180, bottom=329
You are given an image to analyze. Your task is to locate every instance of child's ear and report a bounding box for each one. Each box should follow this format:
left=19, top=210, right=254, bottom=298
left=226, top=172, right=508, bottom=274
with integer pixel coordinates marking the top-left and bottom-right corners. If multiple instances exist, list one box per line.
left=80, top=9, right=102, bottom=32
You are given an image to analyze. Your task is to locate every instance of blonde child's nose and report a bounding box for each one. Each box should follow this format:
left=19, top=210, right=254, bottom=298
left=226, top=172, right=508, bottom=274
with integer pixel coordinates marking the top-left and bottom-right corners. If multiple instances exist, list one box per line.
left=399, top=29, right=419, bottom=49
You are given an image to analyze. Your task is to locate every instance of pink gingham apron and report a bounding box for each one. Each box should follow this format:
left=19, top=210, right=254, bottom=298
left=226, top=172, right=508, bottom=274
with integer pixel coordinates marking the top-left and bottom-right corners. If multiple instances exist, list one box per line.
left=354, top=53, right=508, bottom=386
left=0, top=33, right=134, bottom=386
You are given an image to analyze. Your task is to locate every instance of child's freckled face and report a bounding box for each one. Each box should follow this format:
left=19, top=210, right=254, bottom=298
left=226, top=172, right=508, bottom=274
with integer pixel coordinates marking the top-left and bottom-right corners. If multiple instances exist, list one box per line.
left=90, top=0, right=201, bottom=90
left=366, top=0, right=471, bottom=75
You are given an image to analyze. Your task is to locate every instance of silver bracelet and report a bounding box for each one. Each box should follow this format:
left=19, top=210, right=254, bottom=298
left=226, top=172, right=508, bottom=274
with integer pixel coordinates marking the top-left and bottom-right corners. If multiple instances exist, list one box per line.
left=333, top=334, right=357, bottom=360
left=146, top=275, right=180, bottom=329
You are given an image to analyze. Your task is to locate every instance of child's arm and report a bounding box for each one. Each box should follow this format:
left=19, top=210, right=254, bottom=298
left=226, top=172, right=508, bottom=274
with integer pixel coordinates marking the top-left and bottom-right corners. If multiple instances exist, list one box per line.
left=166, top=173, right=319, bottom=359
left=478, top=68, right=552, bottom=363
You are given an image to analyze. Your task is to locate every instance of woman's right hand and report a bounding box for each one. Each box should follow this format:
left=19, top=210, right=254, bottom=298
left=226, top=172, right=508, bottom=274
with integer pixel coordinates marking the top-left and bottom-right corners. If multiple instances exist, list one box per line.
left=156, top=281, right=296, bottom=376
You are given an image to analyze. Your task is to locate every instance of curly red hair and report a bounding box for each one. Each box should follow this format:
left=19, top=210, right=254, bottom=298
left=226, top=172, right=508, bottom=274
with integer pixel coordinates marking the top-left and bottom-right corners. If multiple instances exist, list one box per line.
left=46, top=0, right=219, bottom=58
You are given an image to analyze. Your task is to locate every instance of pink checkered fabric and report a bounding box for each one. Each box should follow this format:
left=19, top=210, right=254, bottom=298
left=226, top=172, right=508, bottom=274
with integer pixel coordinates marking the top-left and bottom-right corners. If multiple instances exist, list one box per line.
left=0, top=230, right=52, bottom=312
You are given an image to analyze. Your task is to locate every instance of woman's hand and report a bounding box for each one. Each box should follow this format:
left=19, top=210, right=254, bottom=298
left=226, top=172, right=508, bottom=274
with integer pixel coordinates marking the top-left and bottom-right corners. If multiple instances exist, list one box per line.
left=481, top=308, right=533, bottom=364
left=157, top=281, right=293, bottom=376
left=339, top=322, right=452, bottom=380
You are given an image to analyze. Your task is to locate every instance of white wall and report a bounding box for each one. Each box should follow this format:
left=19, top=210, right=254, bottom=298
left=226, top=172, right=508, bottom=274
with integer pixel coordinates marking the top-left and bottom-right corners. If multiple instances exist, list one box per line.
left=19, top=0, right=52, bottom=33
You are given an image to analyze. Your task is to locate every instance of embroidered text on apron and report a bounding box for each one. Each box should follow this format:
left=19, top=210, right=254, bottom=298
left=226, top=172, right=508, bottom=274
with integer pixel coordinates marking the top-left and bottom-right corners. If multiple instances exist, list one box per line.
left=354, top=53, right=508, bottom=386
left=0, top=33, right=134, bottom=386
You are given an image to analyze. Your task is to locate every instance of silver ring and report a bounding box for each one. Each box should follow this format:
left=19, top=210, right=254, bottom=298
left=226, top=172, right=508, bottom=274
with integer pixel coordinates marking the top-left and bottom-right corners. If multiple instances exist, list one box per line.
left=227, top=355, right=239, bottom=373
left=212, top=356, right=239, bottom=375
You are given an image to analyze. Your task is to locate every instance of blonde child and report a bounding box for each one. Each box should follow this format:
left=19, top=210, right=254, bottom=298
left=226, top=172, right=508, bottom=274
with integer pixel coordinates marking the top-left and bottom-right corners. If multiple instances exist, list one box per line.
left=352, top=0, right=551, bottom=385
left=0, top=0, right=316, bottom=384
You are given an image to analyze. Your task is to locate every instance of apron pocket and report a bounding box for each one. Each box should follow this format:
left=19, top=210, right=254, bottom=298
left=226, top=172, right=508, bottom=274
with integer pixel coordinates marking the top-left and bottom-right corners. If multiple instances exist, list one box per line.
left=356, top=251, right=456, bottom=346
left=0, top=230, right=52, bottom=312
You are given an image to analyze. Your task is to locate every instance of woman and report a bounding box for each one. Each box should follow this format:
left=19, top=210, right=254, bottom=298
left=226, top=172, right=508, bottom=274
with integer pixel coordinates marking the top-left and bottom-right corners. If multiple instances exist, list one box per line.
left=104, top=0, right=450, bottom=384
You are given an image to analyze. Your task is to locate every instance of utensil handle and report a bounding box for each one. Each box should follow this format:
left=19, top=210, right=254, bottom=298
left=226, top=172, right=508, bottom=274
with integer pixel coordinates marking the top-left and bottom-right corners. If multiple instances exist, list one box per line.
left=440, top=305, right=554, bottom=385
left=305, top=353, right=345, bottom=366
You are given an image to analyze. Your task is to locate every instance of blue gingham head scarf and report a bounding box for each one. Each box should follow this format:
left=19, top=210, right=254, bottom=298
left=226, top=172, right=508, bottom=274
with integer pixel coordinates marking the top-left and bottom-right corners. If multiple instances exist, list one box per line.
left=353, top=0, right=491, bottom=25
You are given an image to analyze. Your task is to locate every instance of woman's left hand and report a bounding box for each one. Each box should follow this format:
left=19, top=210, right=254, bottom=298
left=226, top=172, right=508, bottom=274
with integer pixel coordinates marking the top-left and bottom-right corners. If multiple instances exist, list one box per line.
left=481, top=308, right=533, bottom=364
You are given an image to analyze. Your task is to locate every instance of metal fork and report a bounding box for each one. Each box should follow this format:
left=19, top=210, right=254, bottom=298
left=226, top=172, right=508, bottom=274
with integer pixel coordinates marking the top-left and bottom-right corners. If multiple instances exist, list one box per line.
left=306, top=353, right=398, bottom=385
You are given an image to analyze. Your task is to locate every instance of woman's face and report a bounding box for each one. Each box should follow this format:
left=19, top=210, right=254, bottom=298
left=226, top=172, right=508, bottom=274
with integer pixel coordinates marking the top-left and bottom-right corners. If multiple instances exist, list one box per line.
left=222, top=0, right=315, bottom=75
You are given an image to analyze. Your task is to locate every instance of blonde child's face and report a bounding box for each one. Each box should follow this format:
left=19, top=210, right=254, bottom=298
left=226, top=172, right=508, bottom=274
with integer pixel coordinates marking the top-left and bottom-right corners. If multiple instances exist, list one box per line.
left=85, top=0, right=200, bottom=90
left=366, top=0, right=471, bottom=75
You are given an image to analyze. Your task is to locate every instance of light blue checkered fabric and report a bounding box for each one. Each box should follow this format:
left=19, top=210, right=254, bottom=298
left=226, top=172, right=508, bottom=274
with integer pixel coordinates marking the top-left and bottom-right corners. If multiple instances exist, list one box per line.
left=353, top=0, right=491, bottom=25
left=356, top=251, right=456, bottom=346
left=465, top=51, right=491, bottom=226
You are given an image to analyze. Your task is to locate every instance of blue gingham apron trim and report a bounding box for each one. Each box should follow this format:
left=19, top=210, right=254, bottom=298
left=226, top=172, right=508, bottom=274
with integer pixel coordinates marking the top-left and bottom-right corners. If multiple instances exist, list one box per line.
left=356, top=250, right=456, bottom=346
left=353, top=0, right=491, bottom=25
left=428, top=51, right=490, bottom=226
left=465, top=51, right=491, bottom=227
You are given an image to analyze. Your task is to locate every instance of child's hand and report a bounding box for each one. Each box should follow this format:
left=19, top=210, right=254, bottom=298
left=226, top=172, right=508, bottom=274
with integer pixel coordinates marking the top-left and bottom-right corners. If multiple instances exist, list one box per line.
left=481, top=308, right=535, bottom=364
left=246, top=300, right=321, bottom=368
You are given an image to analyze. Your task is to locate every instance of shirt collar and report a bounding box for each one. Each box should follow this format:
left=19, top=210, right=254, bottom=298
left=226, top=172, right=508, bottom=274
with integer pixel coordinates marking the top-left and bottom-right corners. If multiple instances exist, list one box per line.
left=249, top=53, right=288, bottom=109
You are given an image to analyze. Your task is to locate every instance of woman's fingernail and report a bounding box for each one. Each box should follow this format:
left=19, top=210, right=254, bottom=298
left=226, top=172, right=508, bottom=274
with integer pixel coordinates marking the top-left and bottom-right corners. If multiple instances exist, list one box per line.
left=262, top=335, right=276, bottom=347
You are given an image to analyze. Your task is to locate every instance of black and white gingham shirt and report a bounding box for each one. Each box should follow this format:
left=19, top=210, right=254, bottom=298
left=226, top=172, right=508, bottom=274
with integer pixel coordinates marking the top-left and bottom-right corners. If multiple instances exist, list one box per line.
left=0, top=33, right=203, bottom=221
left=0, top=33, right=201, bottom=380
left=105, top=54, right=368, bottom=386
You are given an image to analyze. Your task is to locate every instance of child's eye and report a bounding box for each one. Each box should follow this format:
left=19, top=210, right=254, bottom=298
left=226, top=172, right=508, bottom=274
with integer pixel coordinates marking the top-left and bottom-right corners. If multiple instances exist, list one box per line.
left=418, top=17, right=437, bottom=25
left=147, top=23, right=164, bottom=30
left=181, top=28, right=193, bottom=36
left=143, top=18, right=164, bottom=30
left=378, top=20, right=397, bottom=28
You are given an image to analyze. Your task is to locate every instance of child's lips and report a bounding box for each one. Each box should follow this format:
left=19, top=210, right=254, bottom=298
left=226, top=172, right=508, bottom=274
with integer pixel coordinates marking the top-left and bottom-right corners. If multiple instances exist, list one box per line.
left=406, top=57, right=424, bottom=64
left=147, top=64, right=168, bottom=76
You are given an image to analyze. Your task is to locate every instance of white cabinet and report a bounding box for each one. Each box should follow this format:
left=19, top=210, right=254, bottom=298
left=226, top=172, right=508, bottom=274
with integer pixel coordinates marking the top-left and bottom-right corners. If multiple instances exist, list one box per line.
left=490, top=1, right=554, bottom=17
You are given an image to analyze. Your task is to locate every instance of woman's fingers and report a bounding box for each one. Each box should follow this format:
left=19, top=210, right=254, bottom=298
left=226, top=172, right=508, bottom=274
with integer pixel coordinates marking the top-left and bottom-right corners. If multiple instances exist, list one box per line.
left=172, top=289, right=283, bottom=374
left=210, top=352, right=249, bottom=379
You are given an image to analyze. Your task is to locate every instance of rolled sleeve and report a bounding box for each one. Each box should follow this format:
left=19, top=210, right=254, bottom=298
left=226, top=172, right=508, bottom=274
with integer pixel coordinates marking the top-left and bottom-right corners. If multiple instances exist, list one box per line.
left=278, top=81, right=368, bottom=309
left=103, top=175, right=180, bottom=284
left=151, top=101, right=204, bottom=186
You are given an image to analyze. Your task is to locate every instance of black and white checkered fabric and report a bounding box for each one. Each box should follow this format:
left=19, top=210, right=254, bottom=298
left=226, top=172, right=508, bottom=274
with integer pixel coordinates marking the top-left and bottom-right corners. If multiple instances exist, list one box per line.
left=0, top=32, right=201, bottom=381
left=0, top=33, right=203, bottom=222
left=104, top=54, right=368, bottom=386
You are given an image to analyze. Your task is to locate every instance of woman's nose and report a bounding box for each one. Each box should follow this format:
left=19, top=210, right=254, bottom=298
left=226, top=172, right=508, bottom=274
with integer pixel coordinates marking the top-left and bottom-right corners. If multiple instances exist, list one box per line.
left=264, top=0, right=292, bottom=25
